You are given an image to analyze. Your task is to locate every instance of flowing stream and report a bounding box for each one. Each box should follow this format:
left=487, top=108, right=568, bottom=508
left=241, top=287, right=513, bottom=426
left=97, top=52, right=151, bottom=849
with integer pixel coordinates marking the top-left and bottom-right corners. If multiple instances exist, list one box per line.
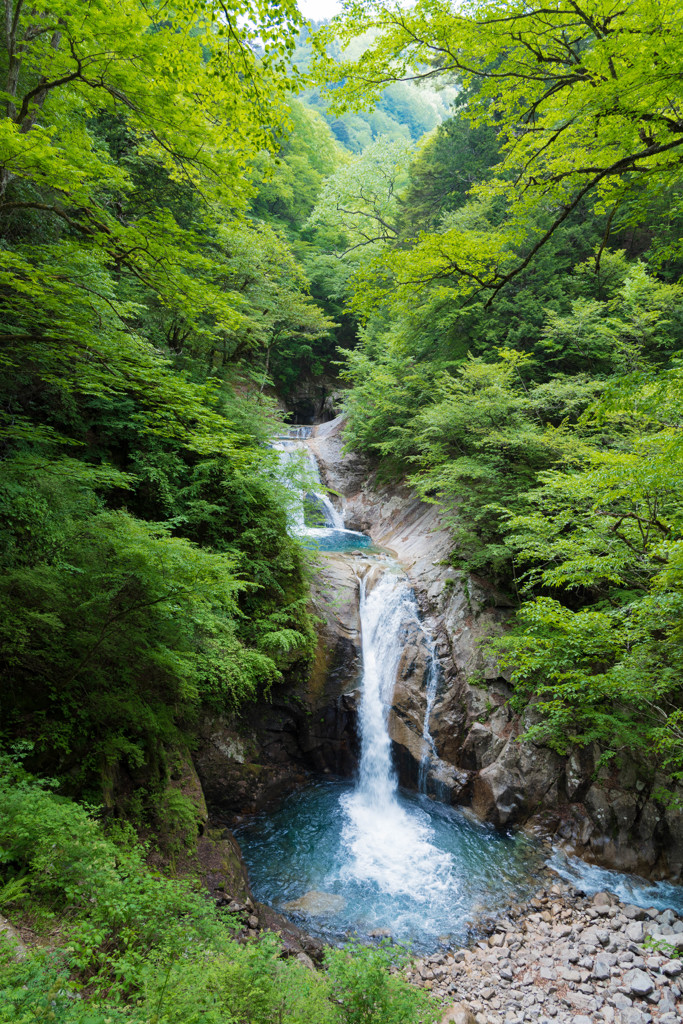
left=236, top=426, right=683, bottom=949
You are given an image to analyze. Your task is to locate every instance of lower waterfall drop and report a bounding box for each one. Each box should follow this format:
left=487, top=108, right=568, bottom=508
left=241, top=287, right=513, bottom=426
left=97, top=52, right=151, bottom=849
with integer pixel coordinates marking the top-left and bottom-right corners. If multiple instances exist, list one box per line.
left=339, top=572, right=455, bottom=899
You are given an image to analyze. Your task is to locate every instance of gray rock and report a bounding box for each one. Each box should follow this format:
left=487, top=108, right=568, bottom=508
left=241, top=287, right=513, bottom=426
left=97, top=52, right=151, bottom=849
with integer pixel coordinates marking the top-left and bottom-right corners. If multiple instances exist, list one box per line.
left=439, top=1004, right=477, bottom=1024
left=296, top=952, right=315, bottom=971
left=657, top=992, right=679, bottom=1013
left=616, top=1010, right=649, bottom=1024
left=611, top=993, right=633, bottom=1009
left=623, top=969, right=654, bottom=998
left=625, top=921, right=644, bottom=943
left=594, top=960, right=611, bottom=980
left=623, top=906, right=646, bottom=921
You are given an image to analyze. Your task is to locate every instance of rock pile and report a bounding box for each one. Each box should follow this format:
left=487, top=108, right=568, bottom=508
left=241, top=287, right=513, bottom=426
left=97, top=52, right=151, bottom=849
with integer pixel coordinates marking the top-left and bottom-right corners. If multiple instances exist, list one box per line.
left=410, top=885, right=683, bottom=1024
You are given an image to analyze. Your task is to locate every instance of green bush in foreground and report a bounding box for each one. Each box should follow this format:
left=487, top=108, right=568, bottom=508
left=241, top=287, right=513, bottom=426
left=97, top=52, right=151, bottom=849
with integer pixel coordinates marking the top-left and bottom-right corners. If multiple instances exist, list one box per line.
left=0, top=763, right=438, bottom=1024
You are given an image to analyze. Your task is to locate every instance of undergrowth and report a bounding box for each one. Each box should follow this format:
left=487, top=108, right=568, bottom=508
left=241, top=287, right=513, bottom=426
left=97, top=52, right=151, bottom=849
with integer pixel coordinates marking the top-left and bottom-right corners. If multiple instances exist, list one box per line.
left=0, top=760, right=439, bottom=1024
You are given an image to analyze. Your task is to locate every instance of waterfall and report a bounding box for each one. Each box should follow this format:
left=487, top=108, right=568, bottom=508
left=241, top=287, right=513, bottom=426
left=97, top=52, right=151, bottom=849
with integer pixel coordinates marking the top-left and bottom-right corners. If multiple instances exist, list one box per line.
left=273, top=434, right=346, bottom=534
left=354, top=573, right=413, bottom=808
left=303, top=448, right=345, bottom=530
left=417, top=650, right=440, bottom=794
left=339, top=571, right=454, bottom=899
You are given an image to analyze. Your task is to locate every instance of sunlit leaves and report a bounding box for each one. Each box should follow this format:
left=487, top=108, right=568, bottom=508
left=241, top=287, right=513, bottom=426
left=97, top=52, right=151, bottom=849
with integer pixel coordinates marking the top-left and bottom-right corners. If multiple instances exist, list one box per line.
left=313, top=1, right=683, bottom=301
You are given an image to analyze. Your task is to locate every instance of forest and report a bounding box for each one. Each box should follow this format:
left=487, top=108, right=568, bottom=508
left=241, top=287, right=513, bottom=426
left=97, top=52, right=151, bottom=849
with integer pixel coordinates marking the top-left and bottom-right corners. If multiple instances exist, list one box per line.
left=2, top=0, right=683, bottom=1021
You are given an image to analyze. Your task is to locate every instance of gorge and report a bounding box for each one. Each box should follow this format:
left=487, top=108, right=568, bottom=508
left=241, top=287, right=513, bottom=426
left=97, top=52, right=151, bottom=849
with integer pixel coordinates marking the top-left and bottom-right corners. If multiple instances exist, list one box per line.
left=196, top=419, right=683, bottom=961
left=5, top=4, right=683, bottom=1023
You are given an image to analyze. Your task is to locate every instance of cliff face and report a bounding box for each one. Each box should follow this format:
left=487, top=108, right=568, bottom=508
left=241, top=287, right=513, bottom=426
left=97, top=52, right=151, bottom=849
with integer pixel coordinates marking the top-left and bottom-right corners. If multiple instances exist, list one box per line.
left=194, top=549, right=363, bottom=822
left=310, top=417, right=683, bottom=882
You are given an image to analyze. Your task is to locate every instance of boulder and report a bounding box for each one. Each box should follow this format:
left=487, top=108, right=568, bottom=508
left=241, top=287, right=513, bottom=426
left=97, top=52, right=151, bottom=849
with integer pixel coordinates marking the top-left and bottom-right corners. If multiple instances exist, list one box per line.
left=196, top=828, right=253, bottom=906
left=623, top=967, right=654, bottom=997
left=283, top=890, right=346, bottom=916
left=440, top=1004, right=477, bottom=1024
left=256, top=901, right=325, bottom=962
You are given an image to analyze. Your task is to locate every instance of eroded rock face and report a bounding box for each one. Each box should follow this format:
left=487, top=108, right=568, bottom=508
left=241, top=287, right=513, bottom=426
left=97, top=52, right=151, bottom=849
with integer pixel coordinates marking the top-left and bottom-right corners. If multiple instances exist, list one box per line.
left=310, top=416, right=683, bottom=882
left=195, top=551, right=362, bottom=820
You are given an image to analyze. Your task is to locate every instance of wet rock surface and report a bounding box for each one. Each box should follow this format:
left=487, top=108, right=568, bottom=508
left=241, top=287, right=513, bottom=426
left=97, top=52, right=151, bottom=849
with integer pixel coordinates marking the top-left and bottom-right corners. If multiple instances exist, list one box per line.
left=283, top=890, right=346, bottom=916
left=414, top=885, right=683, bottom=1024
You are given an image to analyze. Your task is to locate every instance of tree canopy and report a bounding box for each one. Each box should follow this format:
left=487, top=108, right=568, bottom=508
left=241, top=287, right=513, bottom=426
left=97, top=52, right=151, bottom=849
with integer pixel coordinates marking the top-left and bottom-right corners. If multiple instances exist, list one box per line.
left=313, top=0, right=683, bottom=302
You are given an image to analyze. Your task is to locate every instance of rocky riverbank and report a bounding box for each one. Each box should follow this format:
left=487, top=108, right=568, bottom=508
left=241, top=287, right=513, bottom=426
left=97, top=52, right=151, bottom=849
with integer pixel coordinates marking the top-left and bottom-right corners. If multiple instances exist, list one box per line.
left=414, top=884, right=683, bottom=1024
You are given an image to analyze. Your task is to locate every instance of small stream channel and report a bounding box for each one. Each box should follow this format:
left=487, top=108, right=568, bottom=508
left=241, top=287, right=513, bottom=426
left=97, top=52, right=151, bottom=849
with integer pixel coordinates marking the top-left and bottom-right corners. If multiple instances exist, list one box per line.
left=236, top=427, right=683, bottom=951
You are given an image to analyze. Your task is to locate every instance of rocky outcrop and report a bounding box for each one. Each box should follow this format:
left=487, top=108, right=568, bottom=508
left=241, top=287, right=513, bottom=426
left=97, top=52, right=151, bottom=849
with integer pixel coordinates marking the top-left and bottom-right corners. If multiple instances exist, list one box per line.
left=283, top=376, right=343, bottom=425
left=310, top=416, right=683, bottom=882
left=194, top=551, right=362, bottom=821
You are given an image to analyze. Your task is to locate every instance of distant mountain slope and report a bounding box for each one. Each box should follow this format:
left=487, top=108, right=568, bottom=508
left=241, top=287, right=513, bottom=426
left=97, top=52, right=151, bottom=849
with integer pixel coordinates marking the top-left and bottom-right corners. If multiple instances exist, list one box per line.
left=295, top=22, right=457, bottom=152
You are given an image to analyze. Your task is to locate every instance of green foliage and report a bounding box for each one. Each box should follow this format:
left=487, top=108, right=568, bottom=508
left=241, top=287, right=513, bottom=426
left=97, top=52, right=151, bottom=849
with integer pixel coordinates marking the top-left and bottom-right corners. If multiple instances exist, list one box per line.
left=252, top=98, right=344, bottom=233
left=0, top=762, right=225, bottom=985
left=488, top=366, right=683, bottom=776
left=0, top=450, right=316, bottom=802
left=324, top=939, right=438, bottom=1024
left=0, top=0, right=323, bottom=807
left=307, top=137, right=411, bottom=255
left=314, top=0, right=683, bottom=301
left=294, top=24, right=456, bottom=154
left=342, top=336, right=601, bottom=578
left=398, top=114, right=500, bottom=236
left=0, top=766, right=438, bottom=1024
left=644, top=934, right=683, bottom=960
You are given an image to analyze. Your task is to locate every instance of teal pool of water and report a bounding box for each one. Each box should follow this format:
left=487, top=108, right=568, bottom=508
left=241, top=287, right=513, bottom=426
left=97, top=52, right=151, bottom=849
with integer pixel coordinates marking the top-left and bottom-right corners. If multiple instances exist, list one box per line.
left=302, top=528, right=374, bottom=553
left=234, top=779, right=544, bottom=951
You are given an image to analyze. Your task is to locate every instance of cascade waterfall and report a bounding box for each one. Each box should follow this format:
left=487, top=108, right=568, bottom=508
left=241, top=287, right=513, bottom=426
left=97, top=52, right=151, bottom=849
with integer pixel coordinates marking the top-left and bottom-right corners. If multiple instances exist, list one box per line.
left=339, top=572, right=455, bottom=899
left=236, top=427, right=544, bottom=949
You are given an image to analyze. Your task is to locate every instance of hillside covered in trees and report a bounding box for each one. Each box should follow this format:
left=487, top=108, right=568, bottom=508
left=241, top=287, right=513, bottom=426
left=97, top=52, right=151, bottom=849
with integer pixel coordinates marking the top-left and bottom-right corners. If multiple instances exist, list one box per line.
left=3, top=0, right=683, bottom=1021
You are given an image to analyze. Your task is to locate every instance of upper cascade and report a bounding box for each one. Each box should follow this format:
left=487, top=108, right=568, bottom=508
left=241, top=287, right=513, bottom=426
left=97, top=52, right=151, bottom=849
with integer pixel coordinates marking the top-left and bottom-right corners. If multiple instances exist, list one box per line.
left=273, top=425, right=369, bottom=549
